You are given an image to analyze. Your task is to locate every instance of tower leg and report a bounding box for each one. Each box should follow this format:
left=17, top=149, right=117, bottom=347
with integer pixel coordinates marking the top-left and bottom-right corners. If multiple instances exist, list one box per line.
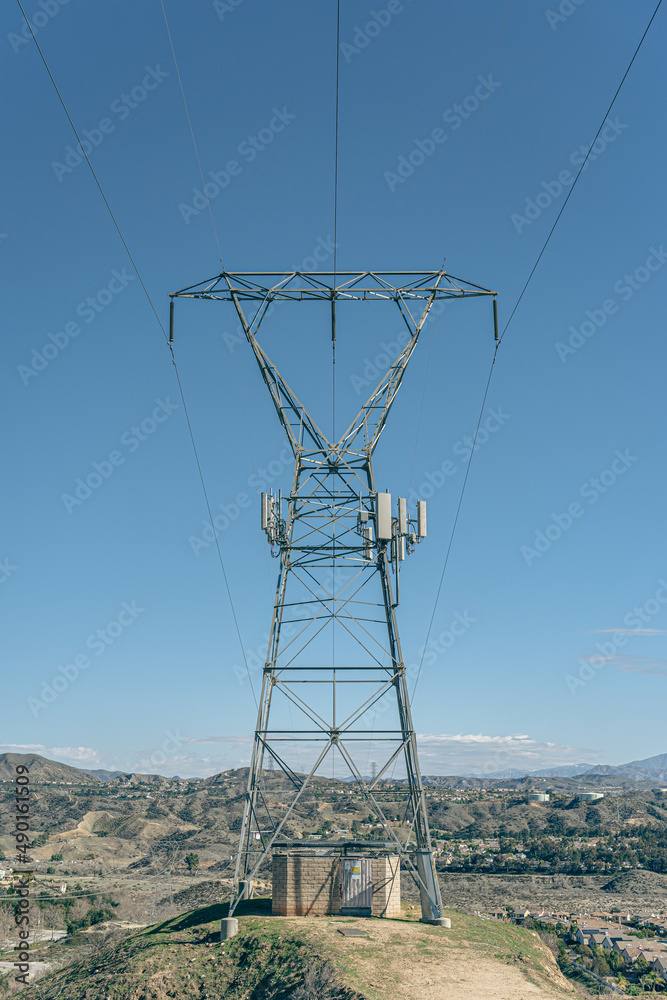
left=416, top=849, right=444, bottom=923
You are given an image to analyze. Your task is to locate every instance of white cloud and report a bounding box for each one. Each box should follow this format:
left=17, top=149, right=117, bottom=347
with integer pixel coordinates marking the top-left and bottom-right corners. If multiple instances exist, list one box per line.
left=414, top=732, right=598, bottom=775
left=0, top=743, right=103, bottom=764
left=0, top=743, right=49, bottom=753
left=180, top=735, right=253, bottom=746
left=593, top=628, right=667, bottom=636
left=595, top=654, right=667, bottom=677
left=48, top=746, right=104, bottom=764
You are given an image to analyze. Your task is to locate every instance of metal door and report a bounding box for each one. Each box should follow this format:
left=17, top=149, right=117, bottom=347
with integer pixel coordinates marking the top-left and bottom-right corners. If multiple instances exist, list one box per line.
left=341, top=858, right=372, bottom=912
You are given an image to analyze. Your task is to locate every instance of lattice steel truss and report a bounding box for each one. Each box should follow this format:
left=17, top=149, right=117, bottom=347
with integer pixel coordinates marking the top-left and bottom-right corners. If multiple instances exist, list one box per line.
left=171, top=269, right=496, bottom=922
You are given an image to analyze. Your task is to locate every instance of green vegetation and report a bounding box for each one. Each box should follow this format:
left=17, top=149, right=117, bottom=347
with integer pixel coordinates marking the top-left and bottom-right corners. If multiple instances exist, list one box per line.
left=440, top=821, right=667, bottom=874
left=13, top=900, right=574, bottom=1000
left=16, top=902, right=361, bottom=1000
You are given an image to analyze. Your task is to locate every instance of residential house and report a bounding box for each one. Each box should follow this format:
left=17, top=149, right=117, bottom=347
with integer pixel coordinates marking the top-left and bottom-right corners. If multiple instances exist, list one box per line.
left=606, top=936, right=635, bottom=952
left=634, top=951, right=664, bottom=968
left=651, top=956, right=667, bottom=982
left=574, top=925, right=607, bottom=946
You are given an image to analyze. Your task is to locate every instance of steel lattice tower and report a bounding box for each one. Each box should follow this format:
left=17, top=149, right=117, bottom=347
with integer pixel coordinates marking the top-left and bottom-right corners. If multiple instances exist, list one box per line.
left=171, top=269, right=496, bottom=922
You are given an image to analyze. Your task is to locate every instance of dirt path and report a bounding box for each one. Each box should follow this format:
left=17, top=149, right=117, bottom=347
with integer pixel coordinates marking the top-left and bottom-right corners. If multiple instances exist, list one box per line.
left=287, top=913, right=579, bottom=1000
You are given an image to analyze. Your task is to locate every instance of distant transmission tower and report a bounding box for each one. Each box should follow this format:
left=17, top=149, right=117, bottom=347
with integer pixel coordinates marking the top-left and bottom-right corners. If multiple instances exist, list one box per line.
left=171, top=269, right=496, bottom=922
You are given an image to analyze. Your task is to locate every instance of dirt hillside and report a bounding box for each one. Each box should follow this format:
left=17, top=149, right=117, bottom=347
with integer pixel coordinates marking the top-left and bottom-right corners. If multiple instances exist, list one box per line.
left=16, top=901, right=577, bottom=999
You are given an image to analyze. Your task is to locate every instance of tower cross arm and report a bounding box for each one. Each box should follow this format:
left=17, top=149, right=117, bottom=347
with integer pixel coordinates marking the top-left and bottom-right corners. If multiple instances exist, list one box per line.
left=170, top=269, right=496, bottom=304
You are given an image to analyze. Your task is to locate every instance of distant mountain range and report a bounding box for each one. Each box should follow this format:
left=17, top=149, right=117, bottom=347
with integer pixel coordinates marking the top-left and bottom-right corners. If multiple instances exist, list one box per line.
left=2, top=751, right=667, bottom=787
left=481, top=753, right=667, bottom=782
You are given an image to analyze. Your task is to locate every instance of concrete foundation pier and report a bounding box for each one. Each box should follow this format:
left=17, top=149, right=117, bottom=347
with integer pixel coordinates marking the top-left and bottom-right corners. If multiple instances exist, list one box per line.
left=220, top=918, right=239, bottom=941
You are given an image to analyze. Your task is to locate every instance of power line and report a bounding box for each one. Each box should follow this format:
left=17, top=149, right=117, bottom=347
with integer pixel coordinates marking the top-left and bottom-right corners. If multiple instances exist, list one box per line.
left=408, top=2, right=510, bottom=499
left=227, top=305, right=274, bottom=591
left=16, top=0, right=256, bottom=706
left=332, top=0, right=342, bottom=725
left=498, top=0, right=663, bottom=345
left=442, top=0, right=512, bottom=265
left=160, top=4, right=269, bottom=602
left=407, top=317, right=438, bottom=501
left=160, top=0, right=224, bottom=264
left=14, top=0, right=169, bottom=346
left=170, top=358, right=258, bottom=707
left=410, top=345, right=498, bottom=699
left=412, top=0, right=663, bottom=699
left=162, top=3, right=271, bottom=603
left=332, top=0, right=341, bottom=443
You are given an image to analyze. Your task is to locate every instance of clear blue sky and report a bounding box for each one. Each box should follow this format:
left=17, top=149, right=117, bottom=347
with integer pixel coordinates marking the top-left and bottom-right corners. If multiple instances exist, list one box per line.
left=2, top=0, right=665, bottom=777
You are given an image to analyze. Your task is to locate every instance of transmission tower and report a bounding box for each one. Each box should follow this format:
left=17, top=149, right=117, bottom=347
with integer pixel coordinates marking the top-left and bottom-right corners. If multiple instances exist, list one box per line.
left=171, top=269, right=496, bottom=922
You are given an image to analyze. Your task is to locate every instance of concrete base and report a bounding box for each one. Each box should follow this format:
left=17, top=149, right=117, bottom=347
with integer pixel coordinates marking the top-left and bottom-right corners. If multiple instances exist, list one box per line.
left=220, top=918, right=239, bottom=941
left=339, top=906, right=372, bottom=918
left=239, top=879, right=254, bottom=900
left=421, top=916, right=451, bottom=928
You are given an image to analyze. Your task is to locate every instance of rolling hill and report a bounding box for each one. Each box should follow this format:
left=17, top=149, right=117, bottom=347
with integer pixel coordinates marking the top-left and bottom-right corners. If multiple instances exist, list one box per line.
left=0, top=753, right=102, bottom=784
left=15, top=900, right=577, bottom=1000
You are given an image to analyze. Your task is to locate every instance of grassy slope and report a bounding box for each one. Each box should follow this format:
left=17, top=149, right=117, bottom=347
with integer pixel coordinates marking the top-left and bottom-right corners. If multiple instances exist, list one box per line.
left=17, top=900, right=576, bottom=1000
